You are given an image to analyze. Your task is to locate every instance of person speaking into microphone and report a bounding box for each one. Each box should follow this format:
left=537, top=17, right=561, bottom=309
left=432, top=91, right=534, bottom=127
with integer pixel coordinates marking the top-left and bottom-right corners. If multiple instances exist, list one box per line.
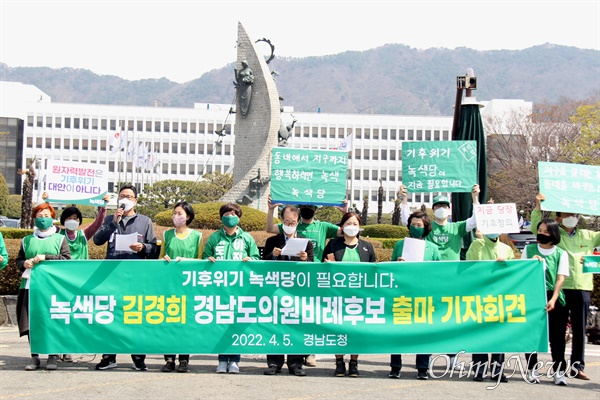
left=92, top=184, right=157, bottom=372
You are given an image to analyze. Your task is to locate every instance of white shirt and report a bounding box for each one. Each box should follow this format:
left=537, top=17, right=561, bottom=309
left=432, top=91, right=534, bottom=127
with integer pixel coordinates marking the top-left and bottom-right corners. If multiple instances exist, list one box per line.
left=522, top=244, right=570, bottom=276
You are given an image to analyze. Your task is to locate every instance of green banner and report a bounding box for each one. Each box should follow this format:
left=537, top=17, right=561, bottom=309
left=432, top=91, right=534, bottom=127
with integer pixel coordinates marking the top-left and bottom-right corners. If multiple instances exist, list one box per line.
left=30, top=259, right=548, bottom=355
left=402, top=141, right=478, bottom=193
left=538, top=162, right=600, bottom=216
left=583, top=255, right=600, bottom=274
left=270, top=148, right=347, bottom=206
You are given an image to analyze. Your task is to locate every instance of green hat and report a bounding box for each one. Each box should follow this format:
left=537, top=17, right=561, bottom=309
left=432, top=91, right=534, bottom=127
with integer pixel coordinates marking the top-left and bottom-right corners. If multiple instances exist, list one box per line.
left=432, top=195, right=450, bottom=207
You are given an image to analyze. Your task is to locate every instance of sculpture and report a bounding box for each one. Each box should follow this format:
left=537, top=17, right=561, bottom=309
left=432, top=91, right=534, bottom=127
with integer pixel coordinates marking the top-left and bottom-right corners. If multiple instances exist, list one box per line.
left=234, top=60, right=254, bottom=117
left=277, top=116, right=297, bottom=147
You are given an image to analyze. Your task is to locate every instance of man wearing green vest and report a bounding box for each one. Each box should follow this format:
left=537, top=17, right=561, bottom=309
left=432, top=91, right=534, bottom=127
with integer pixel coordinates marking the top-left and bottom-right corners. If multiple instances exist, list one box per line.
left=531, top=193, right=600, bottom=380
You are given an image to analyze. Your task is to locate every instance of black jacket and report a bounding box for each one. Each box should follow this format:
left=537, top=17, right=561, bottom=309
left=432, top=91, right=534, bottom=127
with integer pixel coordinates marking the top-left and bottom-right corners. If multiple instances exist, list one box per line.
left=263, top=233, right=315, bottom=262
left=322, top=237, right=376, bottom=262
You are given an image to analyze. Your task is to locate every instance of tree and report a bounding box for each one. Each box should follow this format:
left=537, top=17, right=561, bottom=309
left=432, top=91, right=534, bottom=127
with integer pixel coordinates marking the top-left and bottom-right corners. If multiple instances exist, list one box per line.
left=0, top=172, right=8, bottom=216
left=377, top=179, right=383, bottom=224
left=18, top=158, right=36, bottom=228
left=315, top=206, right=343, bottom=225
left=360, top=195, right=368, bottom=226
left=484, top=96, right=599, bottom=217
left=391, top=195, right=401, bottom=226
left=562, top=101, right=600, bottom=165
left=6, top=195, right=22, bottom=218
left=195, top=171, right=234, bottom=203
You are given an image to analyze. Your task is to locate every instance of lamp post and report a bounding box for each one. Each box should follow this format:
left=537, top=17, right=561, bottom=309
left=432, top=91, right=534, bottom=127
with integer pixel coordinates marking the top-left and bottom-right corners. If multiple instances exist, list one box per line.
left=305, top=105, right=321, bottom=113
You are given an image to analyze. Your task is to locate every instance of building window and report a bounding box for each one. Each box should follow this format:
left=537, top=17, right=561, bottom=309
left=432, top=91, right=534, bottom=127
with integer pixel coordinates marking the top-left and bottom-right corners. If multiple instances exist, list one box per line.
left=54, top=138, right=61, bottom=149
left=354, top=169, right=360, bottom=180
left=181, top=143, right=187, bottom=154
left=407, top=130, right=414, bottom=140
left=363, top=170, right=369, bottom=180
left=36, top=138, right=42, bottom=148
left=364, top=129, right=370, bottom=139
left=373, top=150, right=379, bottom=160
left=45, top=138, right=51, bottom=148
left=155, top=121, right=161, bottom=132
left=101, top=119, right=107, bottom=130
left=354, top=149, right=361, bottom=160
left=381, top=170, right=387, bottom=181
left=189, top=143, right=196, bottom=154
left=55, top=116, right=62, bottom=128
left=190, top=122, right=196, bottom=133
left=26, top=137, right=33, bottom=148
left=146, top=121, right=152, bottom=132
left=364, top=149, right=370, bottom=160
left=182, top=122, right=188, bottom=133
left=64, top=138, right=70, bottom=149
left=28, top=116, right=34, bottom=127
left=173, top=122, right=179, bottom=133
left=390, top=150, right=396, bottom=160
left=100, top=140, right=107, bottom=151
left=64, top=118, right=71, bottom=129
left=163, top=143, right=169, bottom=153
left=381, top=150, right=387, bottom=160
left=355, top=129, right=362, bottom=139
left=164, top=122, right=170, bottom=133
left=137, top=121, right=143, bottom=131
left=198, top=144, right=205, bottom=155
left=37, top=116, right=43, bottom=127
left=373, top=170, right=378, bottom=180
left=92, top=119, right=98, bottom=129
left=389, top=170, right=396, bottom=181
left=46, top=117, right=52, bottom=128
left=373, top=129, right=379, bottom=140
left=225, top=145, right=231, bottom=155
left=83, top=118, right=89, bottom=129
left=354, top=190, right=360, bottom=201
left=171, top=164, right=177, bottom=174
left=189, top=164, right=195, bottom=174
left=91, top=139, right=97, bottom=150
left=110, top=119, right=116, bottom=130
left=382, top=129, right=388, bottom=140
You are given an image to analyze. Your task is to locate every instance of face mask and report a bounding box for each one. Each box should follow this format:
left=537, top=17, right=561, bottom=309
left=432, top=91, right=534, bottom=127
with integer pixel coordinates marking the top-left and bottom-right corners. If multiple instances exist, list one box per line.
left=409, top=225, right=425, bottom=238
left=561, top=216, right=578, bottom=229
left=486, top=233, right=500, bottom=240
left=282, top=224, right=297, bottom=236
left=434, top=207, right=449, bottom=220
left=35, top=217, right=54, bottom=231
left=537, top=233, right=553, bottom=245
left=172, top=214, right=187, bottom=228
left=118, top=198, right=135, bottom=212
left=64, top=219, right=80, bottom=231
left=343, top=225, right=360, bottom=237
left=222, top=215, right=239, bottom=228
left=300, top=207, right=316, bottom=220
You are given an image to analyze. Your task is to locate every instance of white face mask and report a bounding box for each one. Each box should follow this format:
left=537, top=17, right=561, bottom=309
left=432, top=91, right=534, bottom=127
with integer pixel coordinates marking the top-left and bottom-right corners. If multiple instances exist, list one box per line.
left=561, top=216, right=578, bottom=229
left=119, top=198, right=135, bottom=212
left=343, top=225, right=360, bottom=237
left=282, top=224, right=297, bottom=236
left=64, top=219, right=80, bottom=231
left=434, top=207, right=450, bottom=220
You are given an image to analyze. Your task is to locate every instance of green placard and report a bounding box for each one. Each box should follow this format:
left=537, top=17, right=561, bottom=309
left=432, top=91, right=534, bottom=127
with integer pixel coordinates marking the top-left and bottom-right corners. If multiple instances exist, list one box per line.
left=538, top=162, right=600, bottom=216
left=583, top=255, right=600, bottom=274
left=30, top=259, right=548, bottom=355
left=270, top=148, right=347, bottom=206
left=402, top=141, right=478, bottom=193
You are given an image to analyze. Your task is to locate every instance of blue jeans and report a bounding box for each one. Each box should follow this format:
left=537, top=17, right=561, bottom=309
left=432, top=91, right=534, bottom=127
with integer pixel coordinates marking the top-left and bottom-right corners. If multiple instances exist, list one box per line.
left=390, top=354, right=430, bottom=370
left=218, top=354, right=240, bottom=363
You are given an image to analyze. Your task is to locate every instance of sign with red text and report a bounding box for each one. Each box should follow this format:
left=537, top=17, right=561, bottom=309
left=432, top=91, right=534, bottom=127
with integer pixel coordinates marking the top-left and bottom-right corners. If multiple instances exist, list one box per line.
left=474, top=203, right=520, bottom=234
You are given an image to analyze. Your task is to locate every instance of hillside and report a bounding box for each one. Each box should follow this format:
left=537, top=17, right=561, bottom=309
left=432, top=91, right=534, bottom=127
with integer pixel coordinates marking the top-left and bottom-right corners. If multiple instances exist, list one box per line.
left=1, top=43, right=598, bottom=115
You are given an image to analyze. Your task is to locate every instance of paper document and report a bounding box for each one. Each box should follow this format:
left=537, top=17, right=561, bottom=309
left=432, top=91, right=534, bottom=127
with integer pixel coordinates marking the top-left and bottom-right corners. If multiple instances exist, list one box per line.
left=115, top=232, right=138, bottom=253
left=401, top=237, right=426, bottom=262
left=281, top=238, right=309, bottom=257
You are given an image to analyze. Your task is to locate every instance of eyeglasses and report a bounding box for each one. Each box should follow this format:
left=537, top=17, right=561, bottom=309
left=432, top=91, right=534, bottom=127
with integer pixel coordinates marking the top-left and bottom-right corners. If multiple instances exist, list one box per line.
left=118, top=194, right=135, bottom=200
left=283, top=222, right=298, bottom=227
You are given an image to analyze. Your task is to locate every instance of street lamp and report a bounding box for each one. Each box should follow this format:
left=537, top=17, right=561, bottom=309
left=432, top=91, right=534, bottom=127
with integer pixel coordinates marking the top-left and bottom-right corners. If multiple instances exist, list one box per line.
left=305, top=105, right=321, bottom=113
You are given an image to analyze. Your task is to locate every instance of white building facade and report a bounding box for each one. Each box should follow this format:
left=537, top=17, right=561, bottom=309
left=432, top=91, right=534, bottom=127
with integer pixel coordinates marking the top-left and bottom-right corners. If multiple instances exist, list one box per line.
left=0, top=81, right=531, bottom=213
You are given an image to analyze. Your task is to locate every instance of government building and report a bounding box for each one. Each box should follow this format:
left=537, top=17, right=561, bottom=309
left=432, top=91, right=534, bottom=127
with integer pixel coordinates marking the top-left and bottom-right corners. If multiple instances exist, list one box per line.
left=0, top=81, right=531, bottom=213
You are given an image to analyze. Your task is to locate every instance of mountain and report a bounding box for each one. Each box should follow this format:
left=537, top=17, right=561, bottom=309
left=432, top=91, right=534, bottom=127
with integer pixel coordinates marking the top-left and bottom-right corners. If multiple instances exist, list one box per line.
left=1, top=43, right=598, bottom=115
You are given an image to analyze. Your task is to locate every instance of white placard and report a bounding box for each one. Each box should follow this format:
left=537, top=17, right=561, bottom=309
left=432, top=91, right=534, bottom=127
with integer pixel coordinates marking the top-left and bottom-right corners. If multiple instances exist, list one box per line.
left=45, top=160, right=108, bottom=206
left=281, top=238, right=310, bottom=257
left=474, top=203, right=520, bottom=234
left=115, top=232, right=138, bottom=253
left=400, top=237, right=426, bottom=262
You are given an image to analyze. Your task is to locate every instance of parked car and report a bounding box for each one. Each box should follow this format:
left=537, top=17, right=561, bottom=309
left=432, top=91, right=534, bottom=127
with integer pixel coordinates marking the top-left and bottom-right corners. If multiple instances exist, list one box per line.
left=507, top=231, right=537, bottom=252
left=0, top=218, right=20, bottom=228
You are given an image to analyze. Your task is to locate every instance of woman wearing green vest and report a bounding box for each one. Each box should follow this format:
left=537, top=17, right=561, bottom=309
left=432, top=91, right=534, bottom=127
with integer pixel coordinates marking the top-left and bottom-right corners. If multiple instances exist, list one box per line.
left=0, top=231, right=8, bottom=270
left=160, top=201, right=203, bottom=373
left=15, top=203, right=71, bottom=371
left=322, top=212, right=376, bottom=377
left=522, top=219, right=569, bottom=386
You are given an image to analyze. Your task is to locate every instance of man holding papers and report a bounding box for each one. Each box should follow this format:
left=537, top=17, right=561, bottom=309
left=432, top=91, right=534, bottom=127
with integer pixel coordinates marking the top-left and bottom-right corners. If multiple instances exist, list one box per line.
left=389, top=211, right=440, bottom=380
left=92, top=184, right=157, bottom=371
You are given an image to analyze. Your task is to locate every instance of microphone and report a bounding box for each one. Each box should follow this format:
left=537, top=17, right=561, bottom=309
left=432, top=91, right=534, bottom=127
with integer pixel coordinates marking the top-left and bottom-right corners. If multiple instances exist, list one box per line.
left=118, top=203, right=126, bottom=210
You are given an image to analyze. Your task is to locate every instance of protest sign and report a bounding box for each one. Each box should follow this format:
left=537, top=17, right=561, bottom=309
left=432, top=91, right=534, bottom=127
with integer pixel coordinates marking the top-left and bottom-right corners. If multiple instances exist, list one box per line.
left=474, top=203, right=520, bottom=234
left=45, top=160, right=108, bottom=206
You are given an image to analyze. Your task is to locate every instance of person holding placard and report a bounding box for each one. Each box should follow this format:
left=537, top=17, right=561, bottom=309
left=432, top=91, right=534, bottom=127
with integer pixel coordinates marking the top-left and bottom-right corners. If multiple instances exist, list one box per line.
left=15, top=203, right=71, bottom=371
left=521, top=218, right=570, bottom=386
left=400, top=184, right=480, bottom=261
left=466, top=230, right=515, bottom=383
left=262, top=205, right=313, bottom=377
left=389, top=211, right=439, bottom=380
left=531, top=193, right=600, bottom=381
left=159, top=201, right=204, bottom=373
left=322, top=212, right=376, bottom=377
left=203, top=203, right=261, bottom=374
left=0, top=231, right=8, bottom=270
left=93, top=185, right=157, bottom=372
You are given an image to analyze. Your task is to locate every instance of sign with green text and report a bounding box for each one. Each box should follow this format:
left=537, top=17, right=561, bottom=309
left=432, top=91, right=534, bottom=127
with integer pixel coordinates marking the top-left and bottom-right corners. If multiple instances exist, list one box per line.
left=270, top=148, right=347, bottom=206
left=583, top=255, right=600, bottom=274
left=538, top=162, right=600, bottom=216
left=402, top=141, right=478, bottom=193
left=30, top=259, right=548, bottom=355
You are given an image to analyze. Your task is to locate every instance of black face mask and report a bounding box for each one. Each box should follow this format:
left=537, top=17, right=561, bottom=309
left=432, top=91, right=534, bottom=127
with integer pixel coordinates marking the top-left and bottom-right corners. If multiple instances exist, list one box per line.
left=300, top=207, right=315, bottom=220
left=537, top=234, right=553, bottom=245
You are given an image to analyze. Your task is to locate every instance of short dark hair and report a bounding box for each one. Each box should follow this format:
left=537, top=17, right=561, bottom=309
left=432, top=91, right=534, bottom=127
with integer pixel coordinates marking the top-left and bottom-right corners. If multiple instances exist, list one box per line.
left=281, top=205, right=300, bottom=221
left=174, top=201, right=195, bottom=226
left=340, top=212, right=361, bottom=227
left=407, top=211, right=432, bottom=237
left=537, top=218, right=561, bottom=245
left=60, top=206, right=83, bottom=226
left=220, top=203, right=242, bottom=218
left=119, top=184, right=138, bottom=198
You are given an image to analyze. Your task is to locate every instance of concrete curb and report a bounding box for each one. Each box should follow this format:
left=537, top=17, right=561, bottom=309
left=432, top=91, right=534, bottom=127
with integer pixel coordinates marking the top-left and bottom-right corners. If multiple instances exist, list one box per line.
left=0, top=295, right=17, bottom=326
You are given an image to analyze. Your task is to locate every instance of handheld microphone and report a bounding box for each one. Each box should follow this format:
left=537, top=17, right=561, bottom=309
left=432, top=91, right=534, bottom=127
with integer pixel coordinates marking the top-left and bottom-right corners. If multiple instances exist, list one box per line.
left=118, top=203, right=126, bottom=210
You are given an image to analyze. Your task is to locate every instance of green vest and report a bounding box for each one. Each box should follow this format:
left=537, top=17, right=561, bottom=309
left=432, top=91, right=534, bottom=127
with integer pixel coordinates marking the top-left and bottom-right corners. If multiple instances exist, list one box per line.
left=60, top=228, right=88, bottom=260
left=20, top=234, right=64, bottom=289
left=525, top=243, right=566, bottom=306
left=163, top=229, right=202, bottom=259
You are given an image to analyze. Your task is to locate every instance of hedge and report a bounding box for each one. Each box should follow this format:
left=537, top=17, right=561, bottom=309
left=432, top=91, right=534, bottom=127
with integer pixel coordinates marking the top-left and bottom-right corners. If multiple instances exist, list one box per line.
left=155, top=202, right=276, bottom=232
left=0, top=228, right=33, bottom=239
left=361, top=224, right=409, bottom=239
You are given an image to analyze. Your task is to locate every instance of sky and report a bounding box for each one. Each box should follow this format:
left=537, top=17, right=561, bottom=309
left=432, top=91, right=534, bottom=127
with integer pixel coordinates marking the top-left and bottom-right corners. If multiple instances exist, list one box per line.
left=1, top=0, right=599, bottom=83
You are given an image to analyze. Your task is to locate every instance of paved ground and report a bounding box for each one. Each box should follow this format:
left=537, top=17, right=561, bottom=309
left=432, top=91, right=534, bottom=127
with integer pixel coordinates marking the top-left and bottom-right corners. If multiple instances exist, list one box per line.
left=1, top=326, right=599, bottom=399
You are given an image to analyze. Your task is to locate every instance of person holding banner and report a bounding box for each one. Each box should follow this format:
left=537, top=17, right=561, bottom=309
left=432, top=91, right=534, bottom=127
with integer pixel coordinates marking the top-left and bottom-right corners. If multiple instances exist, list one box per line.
left=203, top=203, right=261, bottom=374
left=15, top=203, right=71, bottom=371
left=0, top=231, right=7, bottom=270
left=262, top=205, right=313, bottom=377
left=531, top=193, right=600, bottom=381
left=466, top=231, right=515, bottom=383
left=93, top=185, right=157, bottom=372
left=389, top=211, right=439, bottom=380
left=522, top=218, right=569, bottom=386
left=160, top=201, right=204, bottom=373
left=322, top=212, right=376, bottom=377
